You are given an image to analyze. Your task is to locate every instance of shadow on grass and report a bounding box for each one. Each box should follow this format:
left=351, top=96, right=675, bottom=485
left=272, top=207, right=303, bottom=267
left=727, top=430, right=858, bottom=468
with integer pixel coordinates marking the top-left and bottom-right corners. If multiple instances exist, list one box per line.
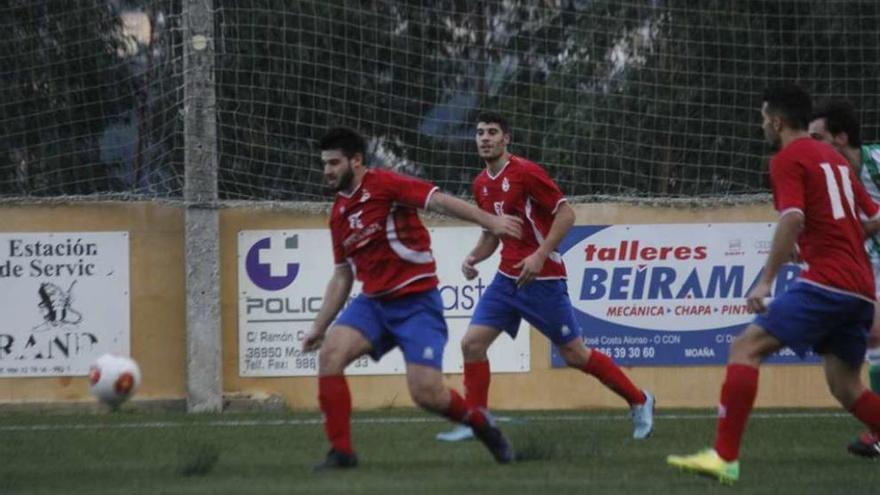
left=178, top=442, right=220, bottom=477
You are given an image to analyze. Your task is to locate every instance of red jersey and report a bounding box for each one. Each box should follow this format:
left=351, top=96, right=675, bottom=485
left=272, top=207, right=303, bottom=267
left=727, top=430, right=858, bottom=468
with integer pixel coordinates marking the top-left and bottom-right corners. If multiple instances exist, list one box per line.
left=330, top=168, right=439, bottom=298
left=473, top=155, right=567, bottom=279
left=770, top=137, right=879, bottom=300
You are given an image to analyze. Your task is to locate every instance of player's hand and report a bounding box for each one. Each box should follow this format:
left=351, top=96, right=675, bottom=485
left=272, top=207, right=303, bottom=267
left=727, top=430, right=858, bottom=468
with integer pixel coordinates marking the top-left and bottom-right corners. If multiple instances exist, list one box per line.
left=488, top=214, right=523, bottom=239
left=302, top=328, right=326, bottom=353
left=514, top=251, right=547, bottom=288
left=746, top=281, right=772, bottom=314
left=461, top=255, right=479, bottom=280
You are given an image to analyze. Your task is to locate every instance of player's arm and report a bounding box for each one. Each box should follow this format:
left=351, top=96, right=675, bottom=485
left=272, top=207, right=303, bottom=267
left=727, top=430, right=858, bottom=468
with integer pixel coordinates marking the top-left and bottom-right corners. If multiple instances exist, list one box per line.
left=462, top=230, right=501, bottom=280
left=427, top=191, right=522, bottom=239
left=302, top=263, right=354, bottom=352
left=514, top=201, right=575, bottom=287
left=852, top=171, right=880, bottom=235
left=748, top=211, right=804, bottom=314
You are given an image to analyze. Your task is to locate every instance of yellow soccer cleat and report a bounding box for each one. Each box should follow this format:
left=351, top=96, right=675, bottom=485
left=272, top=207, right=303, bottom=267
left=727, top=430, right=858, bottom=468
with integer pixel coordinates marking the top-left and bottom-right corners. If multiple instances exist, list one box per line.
left=667, top=448, right=740, bottom=485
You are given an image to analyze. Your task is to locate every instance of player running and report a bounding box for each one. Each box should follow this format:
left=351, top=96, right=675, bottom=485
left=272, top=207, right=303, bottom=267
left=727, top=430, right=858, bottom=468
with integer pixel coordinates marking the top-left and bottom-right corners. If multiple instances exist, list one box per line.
left=668, top=85, right=880, bottom=484
left=303, top=127, right=523, bottom=470
left=436, top=111, right=654, bottom=443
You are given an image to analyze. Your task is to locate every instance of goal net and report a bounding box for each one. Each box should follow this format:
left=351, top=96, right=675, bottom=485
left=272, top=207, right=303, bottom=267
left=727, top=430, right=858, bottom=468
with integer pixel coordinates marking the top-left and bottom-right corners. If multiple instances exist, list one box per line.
left=3, top=1, right=878, bottom=203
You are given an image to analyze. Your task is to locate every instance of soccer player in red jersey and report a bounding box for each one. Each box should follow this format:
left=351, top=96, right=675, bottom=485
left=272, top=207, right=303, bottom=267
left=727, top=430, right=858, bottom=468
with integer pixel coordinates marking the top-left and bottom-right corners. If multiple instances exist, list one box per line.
left=668, top=85, right=880, bottom=484
left=809, top=100, right=880, bottom=457
left=302, top=127, right=524, bottom=470
left=436, top=112, right=654, bottom=443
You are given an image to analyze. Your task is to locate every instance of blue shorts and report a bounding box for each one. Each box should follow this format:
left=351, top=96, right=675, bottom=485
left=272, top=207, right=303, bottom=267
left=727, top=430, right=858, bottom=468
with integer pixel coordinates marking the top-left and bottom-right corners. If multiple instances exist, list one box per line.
left=754, top=281, right=874, bottom=368
left=471, top=273, right=583, bottom=345
left=335, top=289, right=447, bottom=369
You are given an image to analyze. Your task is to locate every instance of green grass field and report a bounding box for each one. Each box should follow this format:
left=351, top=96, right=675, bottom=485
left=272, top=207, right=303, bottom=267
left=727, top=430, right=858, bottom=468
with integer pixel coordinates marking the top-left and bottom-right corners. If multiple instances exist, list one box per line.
left=1, top=409, right=879, bottom=494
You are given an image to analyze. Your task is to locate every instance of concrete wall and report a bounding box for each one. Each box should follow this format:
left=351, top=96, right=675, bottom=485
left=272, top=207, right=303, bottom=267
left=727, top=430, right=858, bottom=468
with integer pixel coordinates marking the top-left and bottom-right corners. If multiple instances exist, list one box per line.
left=0, top=202, right=855, bottom=410
left=0, top=203, right=186, bottom=403
left=221, top=203, right=853, bottom=411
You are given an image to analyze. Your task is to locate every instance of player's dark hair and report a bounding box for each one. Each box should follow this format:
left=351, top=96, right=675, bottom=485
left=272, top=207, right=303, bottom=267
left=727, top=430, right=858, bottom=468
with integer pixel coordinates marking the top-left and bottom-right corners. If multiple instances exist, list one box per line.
left=811, top=99, right=862, bottom=148
left=762, top=84, right=812, bottom=131
left=318, top=127, right=367, bottom=159
left=476, top=111, right=510, bottom=134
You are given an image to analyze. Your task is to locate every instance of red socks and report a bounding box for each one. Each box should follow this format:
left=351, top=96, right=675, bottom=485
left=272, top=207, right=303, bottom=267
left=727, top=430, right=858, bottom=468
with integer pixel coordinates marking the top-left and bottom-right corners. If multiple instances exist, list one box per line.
left=464, top=360, right=491, bottom=409
left=581, top=350, right=646, bottom=406
left=714, top=364, right=759, bottom=462
left=318, top=375, right=353, bottom=454
left=850, top=390, right=880, bottom=434
left=445, top=388, right=488, bottom=429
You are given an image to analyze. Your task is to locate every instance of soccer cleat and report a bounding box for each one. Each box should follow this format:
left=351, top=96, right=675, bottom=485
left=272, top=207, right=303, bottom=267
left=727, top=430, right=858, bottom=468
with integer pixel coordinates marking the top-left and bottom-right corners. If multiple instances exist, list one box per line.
left=631, top=390, right=655, bottom=439
left=436, top=424, right=475, bottom=442
left=313, top=449, right=358, bottom=471
left=471, top=410, right=514, bottom=464
left=667, top=448, right=739, bottom=484
left=847, top=431, right=880, bottom=458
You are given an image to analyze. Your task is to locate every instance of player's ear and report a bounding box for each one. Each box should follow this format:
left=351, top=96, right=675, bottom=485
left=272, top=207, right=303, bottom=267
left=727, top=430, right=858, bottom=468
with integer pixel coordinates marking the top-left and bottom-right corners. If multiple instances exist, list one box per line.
left=351, top=152, right=365, bottom=169
left=833, top=131, right=850, bottom=149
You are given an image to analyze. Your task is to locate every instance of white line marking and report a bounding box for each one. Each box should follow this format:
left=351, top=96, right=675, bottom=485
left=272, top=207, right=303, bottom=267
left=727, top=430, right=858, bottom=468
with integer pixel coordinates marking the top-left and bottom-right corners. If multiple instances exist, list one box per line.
left=0, top=411, right=850, bottom=432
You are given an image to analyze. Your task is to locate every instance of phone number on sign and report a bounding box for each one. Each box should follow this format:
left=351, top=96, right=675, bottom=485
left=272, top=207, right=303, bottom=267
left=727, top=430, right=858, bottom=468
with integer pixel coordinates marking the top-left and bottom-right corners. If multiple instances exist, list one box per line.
left=593, top=347, right=656, bottom=359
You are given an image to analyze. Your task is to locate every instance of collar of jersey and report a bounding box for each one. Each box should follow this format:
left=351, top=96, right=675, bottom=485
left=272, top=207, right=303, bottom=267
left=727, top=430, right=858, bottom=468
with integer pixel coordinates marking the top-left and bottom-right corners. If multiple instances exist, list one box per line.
left=486, top=157, right=512, bottom=180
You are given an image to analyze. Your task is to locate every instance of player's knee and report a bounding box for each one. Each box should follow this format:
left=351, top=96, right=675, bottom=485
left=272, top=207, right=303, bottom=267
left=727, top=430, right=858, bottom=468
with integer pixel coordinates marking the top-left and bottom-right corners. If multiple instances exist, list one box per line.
left=827, top=377, right=862, bottom=408
left=318, top=343, right=348, bottom=375
left=561, top=344, right=589, bottom=368
left=829, top=384, right=861, bottom=408
left=728, top=333, right=763, bottom=365
left=461, top=335, right=489, bottom=361
left=408, top=382, right=445, bottom=412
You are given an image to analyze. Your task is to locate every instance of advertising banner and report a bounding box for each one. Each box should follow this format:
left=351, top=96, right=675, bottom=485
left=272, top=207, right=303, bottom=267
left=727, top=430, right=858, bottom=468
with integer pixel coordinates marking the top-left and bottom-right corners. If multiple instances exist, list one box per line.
left=239, top=227, right=530, bottom=377
left=551, top=224, right=811, bottom=367
left=0, top=232, right=130, bottom=376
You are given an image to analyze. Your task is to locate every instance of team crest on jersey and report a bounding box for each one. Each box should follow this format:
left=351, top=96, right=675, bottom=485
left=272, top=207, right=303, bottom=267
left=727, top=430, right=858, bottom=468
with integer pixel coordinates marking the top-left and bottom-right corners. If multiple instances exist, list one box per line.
left=347, top=210, right=364, bottom=229
left=481, top=186, right=488, bottom=196
left=360, top=189, right=370, bottom=203
left=493, top=201, right=505, bottom=216
left=502, top=177, right=510, bottom=192
left=339, top=205, right=346, bottom=214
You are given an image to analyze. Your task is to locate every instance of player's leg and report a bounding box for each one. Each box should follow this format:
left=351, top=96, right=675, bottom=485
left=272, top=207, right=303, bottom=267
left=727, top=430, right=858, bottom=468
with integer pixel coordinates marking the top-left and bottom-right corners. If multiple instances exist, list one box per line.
left=667, top=322, right=781, bottom=484
left=313, top=295, right=386, bottom=470
left=437, top=274, right=517, bottom=442
left=314, top=324, right=373, bottom=470
left=405, top=362, right=513, bottom=463
left=813, top=295, right=880, bottom=458
left=392, top=289, right=513, bottom=463
left=515, top=278, right=653, bottom=438
left=462, top=274, right=519, bottom=409
left=669, top=282, right=848, bottom=483
left=825, top=352, right=880, bottom=458
left=848, top=300, right=880, bottom=456
left=461, top=324, right=503, bottom=409
left=556, top=339, right=654, bottom=438
left=435, top=324, right=503, bottom=442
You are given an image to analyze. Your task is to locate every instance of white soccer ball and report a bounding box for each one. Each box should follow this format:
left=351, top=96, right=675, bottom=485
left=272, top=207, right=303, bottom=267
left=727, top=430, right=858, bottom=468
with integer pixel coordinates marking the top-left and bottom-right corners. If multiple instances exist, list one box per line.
left=88, top=354, right=141, bottom=407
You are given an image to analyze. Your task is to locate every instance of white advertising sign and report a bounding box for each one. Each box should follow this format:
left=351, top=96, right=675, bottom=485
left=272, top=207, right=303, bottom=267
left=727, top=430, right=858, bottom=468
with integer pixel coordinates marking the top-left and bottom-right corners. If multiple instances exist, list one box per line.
left=238, top=227, right=530, bottom=377
left=0, top=232, right=130, bottom=376
left=552, top=223, right=806, bottom=366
